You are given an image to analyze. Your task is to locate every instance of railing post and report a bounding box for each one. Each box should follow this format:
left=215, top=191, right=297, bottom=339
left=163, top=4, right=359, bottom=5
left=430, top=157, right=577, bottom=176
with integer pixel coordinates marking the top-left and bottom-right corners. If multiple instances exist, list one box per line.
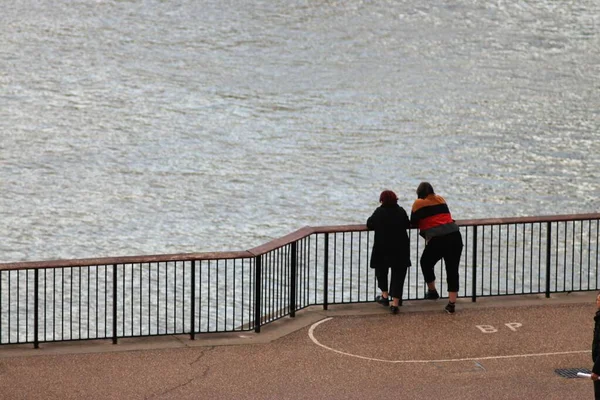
left=323, top=234, right=329, bottom=310
left=471, top=226, right=477, bottom=303
left=254, top=255, right=262, bottom=333
left=34, top=269, right=39, bottom=349
left=290, top=242, right=297, bottom=317
left=190, top=260, right=196, bottom=340
left=545, top=222, right=552, bottom=298
left=112, top=264, right=118, bottom=344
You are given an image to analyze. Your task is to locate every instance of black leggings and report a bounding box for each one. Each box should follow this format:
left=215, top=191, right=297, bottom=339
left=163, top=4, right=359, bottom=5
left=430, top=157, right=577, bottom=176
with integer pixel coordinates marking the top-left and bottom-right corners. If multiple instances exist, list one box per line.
left=420, top=231, right=463, bottom=292
left=376, top=264, right=408, bottom=301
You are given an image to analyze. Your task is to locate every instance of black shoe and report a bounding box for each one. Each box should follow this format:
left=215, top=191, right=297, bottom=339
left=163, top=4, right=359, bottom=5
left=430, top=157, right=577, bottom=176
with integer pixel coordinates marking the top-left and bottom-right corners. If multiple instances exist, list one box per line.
left=445, top=302, right=455, bottom=314
left=426, top=289, right=440, bottom=300
left=375, top=295, right=390, bottom=306
left=390, top=306, right=399, bottom=314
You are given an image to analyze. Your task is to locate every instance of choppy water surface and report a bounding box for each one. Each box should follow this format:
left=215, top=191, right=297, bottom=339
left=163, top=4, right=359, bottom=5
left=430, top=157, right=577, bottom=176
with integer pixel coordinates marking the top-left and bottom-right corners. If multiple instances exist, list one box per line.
left=1, top=0, right=599, bottom=263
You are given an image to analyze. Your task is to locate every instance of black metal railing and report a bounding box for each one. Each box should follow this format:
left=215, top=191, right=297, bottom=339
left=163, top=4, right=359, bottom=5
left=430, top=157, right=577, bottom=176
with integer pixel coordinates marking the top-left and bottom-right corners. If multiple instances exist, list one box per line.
left=0, top=213, right=599, bottom=347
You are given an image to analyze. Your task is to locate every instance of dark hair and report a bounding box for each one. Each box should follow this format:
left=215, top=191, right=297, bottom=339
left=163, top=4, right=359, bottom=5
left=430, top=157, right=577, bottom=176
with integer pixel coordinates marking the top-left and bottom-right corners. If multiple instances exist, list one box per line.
left=379, top=190, right=398, bottom=206
left=416, top=182, right=435, bottom=199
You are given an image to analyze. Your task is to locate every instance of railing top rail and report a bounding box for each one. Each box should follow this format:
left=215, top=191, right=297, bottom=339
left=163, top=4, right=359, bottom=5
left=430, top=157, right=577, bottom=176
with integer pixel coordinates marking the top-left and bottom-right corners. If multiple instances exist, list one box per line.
left=456, top=213, right=600, bottom=226
left=0, top=251, right=254, bottom=271
left=1, top=213, right=598, bottom=271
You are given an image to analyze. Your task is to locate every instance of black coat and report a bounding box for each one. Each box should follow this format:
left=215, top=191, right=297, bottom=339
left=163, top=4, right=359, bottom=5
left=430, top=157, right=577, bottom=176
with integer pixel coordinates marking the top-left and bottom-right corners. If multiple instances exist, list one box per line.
left=367, top=204, right=412, bottom=269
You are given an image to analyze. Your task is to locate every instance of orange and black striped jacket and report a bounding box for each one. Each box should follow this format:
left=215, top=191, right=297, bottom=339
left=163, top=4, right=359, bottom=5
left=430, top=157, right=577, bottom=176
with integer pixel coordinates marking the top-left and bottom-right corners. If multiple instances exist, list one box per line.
left=410, top=194, right=459, bottom=240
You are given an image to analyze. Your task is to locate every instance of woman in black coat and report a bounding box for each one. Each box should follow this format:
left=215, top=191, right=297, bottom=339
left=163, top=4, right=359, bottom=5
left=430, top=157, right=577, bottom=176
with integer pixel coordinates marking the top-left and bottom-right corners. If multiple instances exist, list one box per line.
left=367, top=190, right=412, bottom=314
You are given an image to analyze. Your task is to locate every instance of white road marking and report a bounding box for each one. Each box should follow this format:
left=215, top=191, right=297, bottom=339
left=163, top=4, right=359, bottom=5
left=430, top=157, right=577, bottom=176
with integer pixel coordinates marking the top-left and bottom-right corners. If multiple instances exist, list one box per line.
left=308, top=317, right=588, bottom=363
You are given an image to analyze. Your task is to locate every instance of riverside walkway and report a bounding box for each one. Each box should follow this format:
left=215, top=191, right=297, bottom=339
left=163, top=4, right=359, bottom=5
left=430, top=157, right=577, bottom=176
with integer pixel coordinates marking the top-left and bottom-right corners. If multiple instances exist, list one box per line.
left=0, top=292, right=597, bottom=399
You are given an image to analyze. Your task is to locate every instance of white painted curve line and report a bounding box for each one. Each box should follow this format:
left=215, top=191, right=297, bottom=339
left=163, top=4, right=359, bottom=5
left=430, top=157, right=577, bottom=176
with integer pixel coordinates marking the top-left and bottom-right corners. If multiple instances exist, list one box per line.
left=308, top=317, right=589, bottom=364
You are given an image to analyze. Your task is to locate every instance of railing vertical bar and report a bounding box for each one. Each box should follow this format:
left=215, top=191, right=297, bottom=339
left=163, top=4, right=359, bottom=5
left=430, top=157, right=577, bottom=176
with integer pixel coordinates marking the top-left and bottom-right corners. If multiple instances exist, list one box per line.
left=69, top=268, right=73, bottom=341
left=300, top=239, right=304, bottom=308
left=200, top=260, right=204, bottom=333
left=357, top=232, right=362, bottom=302
left=225, top=259, right=229, bottom=330
left=471, top=226, right=478, bottom=302
left=156, top=262, right=160, bottom=335
left=537, top=223, right=542, bottom=293
left=480, top=226, right=484, bottom=296
left=488, top=226, right=492, bottom=295
left=42, top=269, right=46, bottom=342
left=573, top=222, right=577, bottom=290
left=342, top=233, right=346, bottom=302
left=304, top=238, right=309, bottom=307
left=497, top=225, right=501, bottom=295
left=529, top=224, right=534, bottom=293
left=487, top=226, right=492, bottom=295
left=545, top=222, right=552, bottom=298
left=333, top=234, right=337, bottom=303
left=104, top=266, right=107, bottom=338
left=112, top=264, right=118, bottom=344
left=284, top=248, right=289, bottom=319
left=522, top=224, right=526, bottom=293
left=462, top=227, right=468, bottom=298
left=88, top=266, right=91, bottom=339
left=324, top=234, right=329, bottom=310
left=190, top=260, right=196, bottom=340
left=563, top=222, right=568, bottom=292
left=53, top=268, right=57, bottom=341
left=34, top=269, right=39, bottom=349
left=505, top=225, right=509, bottom=294
left=24, top=270, right=28, bottom=344
left=139, top=264, right=143, bottom=337
left=572, top=221, right=584, bottom=290
left=148, top=264, right=152, bottom=335
left=279, top=248, right=284, bottom=319
left=122, top=264, right=126, bottom=337
left=8, top=271, right=11, bottom=343
left=365, top=231, right=370, bottom=301
left=270, top=252, right=275, bottom=320
left=587, top=221, right=591, bottom=290
left=315, top=235, right=319, bottom=305
left=558, top=222, right=563, bottom=292
left=96, top=266, right=99, bottom=339
left=17, top=270, right=25, bottom=343
left=165, top=262, right=168, bottom=334
left=250, top=258, right=254, bottom=331
left=245, top=258, right=249, bottom=330
left=274, top=250, right=278, bottom=320
left=350, top=233, right=354, bottom=302
left=596, top=220, right=600, bottom=290
left=513, top=225, right=517, bottom=294
left=233, top=259, right=237, bottom=330
left=290, top=242, right=297, bottom=318
left=254, top=255, right=262, bottom=333
left=172, top=262, right=176, bottom=333
left=265, top=253, right=270, bottom=322
left=79, top=267, right=82, bottom=340
left=216, top=260, right=220, bottom=332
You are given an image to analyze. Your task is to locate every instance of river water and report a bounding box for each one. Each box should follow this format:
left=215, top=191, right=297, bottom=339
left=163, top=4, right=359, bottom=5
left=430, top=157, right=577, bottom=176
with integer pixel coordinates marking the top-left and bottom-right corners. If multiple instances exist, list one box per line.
left=1, top=0, right=599, bottom=263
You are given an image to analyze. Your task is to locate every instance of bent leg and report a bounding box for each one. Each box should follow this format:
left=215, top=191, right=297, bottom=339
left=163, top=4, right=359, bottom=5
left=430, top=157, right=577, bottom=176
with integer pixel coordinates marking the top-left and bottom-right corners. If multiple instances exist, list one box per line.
left=443, top=232, right=464, bottom=294
left=420, top=239, right=443, bottom=285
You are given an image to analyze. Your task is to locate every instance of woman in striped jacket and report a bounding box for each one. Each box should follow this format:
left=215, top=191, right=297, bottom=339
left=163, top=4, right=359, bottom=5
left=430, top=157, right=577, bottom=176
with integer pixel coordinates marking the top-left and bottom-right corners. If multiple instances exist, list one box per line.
left=410, top=182, right=463, bottom=314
